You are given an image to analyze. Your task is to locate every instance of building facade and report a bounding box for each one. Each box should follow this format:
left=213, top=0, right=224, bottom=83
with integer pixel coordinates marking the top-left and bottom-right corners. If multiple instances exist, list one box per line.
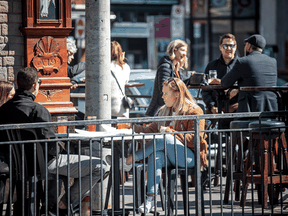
left=1, top=0, right=288, bottom=82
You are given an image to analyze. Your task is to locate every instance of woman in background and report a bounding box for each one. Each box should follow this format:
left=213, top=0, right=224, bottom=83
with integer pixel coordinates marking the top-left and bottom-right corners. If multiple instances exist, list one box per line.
left=123, top=78, right=207, bottom=213
left=0, top=81, right=15, bottom=107
left=145, top=39, right=190, bottom=117
left=111, top=41, right=131, bottom=118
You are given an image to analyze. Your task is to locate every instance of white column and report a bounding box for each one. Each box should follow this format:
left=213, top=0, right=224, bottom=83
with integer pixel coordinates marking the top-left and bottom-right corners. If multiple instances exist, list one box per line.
left=260, top=0, right=276, bottom=44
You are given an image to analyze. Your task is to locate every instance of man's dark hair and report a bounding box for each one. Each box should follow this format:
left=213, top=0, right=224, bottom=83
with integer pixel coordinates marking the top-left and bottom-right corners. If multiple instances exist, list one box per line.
left=17, top=67, right=39, bottom=90
left=219, top=33, right=237, bottom=45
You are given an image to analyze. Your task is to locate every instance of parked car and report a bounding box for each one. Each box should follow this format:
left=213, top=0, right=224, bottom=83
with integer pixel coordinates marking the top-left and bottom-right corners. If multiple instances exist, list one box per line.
left=71, top=69, right=206, bottom=118
left=127, top=69, right=205, bottom=111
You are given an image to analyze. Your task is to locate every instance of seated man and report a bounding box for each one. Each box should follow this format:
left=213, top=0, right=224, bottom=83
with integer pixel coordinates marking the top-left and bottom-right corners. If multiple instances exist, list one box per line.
left=202, top=33, right=239, bottom=128
left=0, top=67, right=109, bottom=214
left=221, top=34, right=278, bottom=112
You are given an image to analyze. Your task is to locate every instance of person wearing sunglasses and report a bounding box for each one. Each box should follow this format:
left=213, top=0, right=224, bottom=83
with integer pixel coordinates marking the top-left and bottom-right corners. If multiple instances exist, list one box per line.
left=202, top=33, right=239, bottom=128
left=221, top=34, right=278, bottom=113
left=121, top=78, right=207, bottom=213
left=145, top=39, right=190, bottom=117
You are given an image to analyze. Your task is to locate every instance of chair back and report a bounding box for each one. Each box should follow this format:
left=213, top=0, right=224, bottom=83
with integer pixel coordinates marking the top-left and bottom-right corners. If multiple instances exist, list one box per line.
left=5, top=128, right=46, bottom=180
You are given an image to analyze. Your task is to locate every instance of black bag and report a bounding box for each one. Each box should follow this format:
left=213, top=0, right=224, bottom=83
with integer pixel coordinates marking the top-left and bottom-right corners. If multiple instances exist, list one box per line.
left=189, top=72, right=207, bottom=86
left=111, top=70, right=133, bottom=110
left=122, top=95, right=133, bottom=109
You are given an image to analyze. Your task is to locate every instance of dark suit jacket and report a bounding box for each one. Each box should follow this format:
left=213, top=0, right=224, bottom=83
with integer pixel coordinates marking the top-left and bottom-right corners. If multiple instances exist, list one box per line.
left=221, top=51, right=278, bottom=112
left=145, top=55, right=189, bottom=116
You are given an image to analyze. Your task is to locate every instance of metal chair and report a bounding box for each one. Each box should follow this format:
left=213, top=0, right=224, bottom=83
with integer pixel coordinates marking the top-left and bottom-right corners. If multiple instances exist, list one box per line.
left=159, top=167, right=205, bottom=216
left=5, top=128, right=46, bottom=216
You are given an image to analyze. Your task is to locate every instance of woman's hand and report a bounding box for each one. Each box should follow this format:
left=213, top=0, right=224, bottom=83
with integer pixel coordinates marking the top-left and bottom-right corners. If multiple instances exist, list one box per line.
left=160, top=126, right=167, bottom=133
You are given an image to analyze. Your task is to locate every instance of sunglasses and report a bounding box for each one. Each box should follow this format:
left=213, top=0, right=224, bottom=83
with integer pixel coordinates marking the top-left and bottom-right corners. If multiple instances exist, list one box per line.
left=221, top=44, right=236, bottom=49
left=38, top=80, right=42, bottom=85
left=167, top=77, right=179, bottom=90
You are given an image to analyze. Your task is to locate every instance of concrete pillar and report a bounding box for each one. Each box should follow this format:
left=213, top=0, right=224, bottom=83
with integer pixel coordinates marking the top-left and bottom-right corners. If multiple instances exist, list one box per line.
left=85, top=0, right=111, bottom=131
left=260, top=0, right=276, bottom=45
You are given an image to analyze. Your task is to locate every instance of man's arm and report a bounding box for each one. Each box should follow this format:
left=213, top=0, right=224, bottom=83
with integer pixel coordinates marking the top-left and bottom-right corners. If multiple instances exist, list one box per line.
left=68, top=61, right=85, bottom=78
left=221, top=59, right=242, bottom=88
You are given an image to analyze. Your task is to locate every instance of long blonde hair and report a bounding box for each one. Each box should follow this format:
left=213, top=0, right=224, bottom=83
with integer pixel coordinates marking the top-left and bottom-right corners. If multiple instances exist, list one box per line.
left=166, top=39, right=188, bottom=69
left=111, top=41, right=126, bottom=69
left=156, top=78, right=197, bottom=129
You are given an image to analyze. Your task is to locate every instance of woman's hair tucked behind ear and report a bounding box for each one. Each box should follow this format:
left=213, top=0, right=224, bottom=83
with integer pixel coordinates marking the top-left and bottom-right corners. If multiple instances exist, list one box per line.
left=166, top=39, right=188, bottom=68
left=156, top=78, right=198, bottom=130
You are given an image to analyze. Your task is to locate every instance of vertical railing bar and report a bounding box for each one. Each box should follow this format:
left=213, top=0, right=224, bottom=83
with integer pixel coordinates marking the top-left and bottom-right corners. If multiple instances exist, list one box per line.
left=184, top=134, right=188, bottom=216
left=153, top=135, right=156, bottom=216
left=259, top=117, right=264, bottom=216
left=269, top=130, right=273, bottom=215
left=33, top=142, right=37, bottom=215
left=208, top=132, right=212, bottom=216
left=21, top=142, right=25, bottom=216
left=9, top=143, right=12, bottom=216
left=279, top=128, right=283, bottom=215
left=219, top=131, right=223, bottom=216
left=122, top=136, right=125, bottom=216
left=78, top=140, right=82, bottom=215
left=101, top=138, right=104, bottom=216
left=56, top=139, right=59, bottom=216
left=240, top=131, right=244, bottom=216
left=132, top=131, right=136, bottom=216
left=230, top=131, right=234, bottom=216
left=111, top=137, right=115, bottom=216
left=142, top=134, right=146, bottom=216
left=174, top=134, right=178, bottom=216
left=45, top=141, right=48, bottom=216
left=67, top=140, right=71, bottom=216
left=164, top=133, right=167, bottom=216
left=194, top=118, right=201, bottom=215
left=249, top=130, right=254, bottom=216
left=90, top=139, right=93, bottom=216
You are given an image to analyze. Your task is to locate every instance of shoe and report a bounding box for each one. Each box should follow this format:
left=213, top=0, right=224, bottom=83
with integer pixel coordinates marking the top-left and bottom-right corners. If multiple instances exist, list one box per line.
left=119, top=157, right=132, bottom=172
left=138, top=196, right=155, bottom=213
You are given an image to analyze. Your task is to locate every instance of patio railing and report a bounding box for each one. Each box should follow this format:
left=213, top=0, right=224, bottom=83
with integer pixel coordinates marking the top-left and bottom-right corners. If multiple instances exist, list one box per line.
left=0, top=111, right=287, bottom=216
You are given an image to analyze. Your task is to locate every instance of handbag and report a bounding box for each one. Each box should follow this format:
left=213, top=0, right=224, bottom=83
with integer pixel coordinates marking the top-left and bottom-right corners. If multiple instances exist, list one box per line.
left=111, top=70, right=133, bottom=109
left=189, top=72, right=207, bottom=86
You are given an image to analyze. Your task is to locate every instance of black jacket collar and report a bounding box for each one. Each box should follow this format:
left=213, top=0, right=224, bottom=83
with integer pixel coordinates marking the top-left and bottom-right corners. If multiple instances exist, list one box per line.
left=14, top=89, right=36, bottom=101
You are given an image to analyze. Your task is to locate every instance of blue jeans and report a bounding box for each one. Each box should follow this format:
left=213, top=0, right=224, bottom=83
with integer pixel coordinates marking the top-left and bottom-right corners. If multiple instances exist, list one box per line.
left=134, top=134, right=195, bottom=195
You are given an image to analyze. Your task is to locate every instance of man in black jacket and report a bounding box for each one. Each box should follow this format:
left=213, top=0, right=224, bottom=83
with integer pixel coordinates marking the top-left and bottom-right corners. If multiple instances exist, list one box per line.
left=0, top=67, right=109, bottom=213
left=221, top=34, right=278, bottom=112
left=202, top=33, right=239, bottom=115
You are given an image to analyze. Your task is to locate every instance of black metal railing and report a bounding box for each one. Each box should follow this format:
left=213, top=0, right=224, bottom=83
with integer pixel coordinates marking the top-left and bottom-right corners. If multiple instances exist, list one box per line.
left=0, top=111, right=287, bottom=215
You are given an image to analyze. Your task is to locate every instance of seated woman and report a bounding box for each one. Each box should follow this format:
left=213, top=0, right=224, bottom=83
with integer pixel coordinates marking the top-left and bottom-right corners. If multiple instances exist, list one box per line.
left=0, top=81, right=15, bottom=107
left=122, top=78, right=207, bottom=213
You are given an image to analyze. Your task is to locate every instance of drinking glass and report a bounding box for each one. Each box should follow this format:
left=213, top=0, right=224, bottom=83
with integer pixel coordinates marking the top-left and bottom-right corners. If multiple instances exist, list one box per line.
left=209, top=70, right=217, bottom=79
left=208, top=70, right=217, bottom=83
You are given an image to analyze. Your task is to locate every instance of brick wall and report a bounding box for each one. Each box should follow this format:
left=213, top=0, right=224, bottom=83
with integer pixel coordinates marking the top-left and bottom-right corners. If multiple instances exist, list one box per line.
left=0, top=0, right=24, bottom=82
